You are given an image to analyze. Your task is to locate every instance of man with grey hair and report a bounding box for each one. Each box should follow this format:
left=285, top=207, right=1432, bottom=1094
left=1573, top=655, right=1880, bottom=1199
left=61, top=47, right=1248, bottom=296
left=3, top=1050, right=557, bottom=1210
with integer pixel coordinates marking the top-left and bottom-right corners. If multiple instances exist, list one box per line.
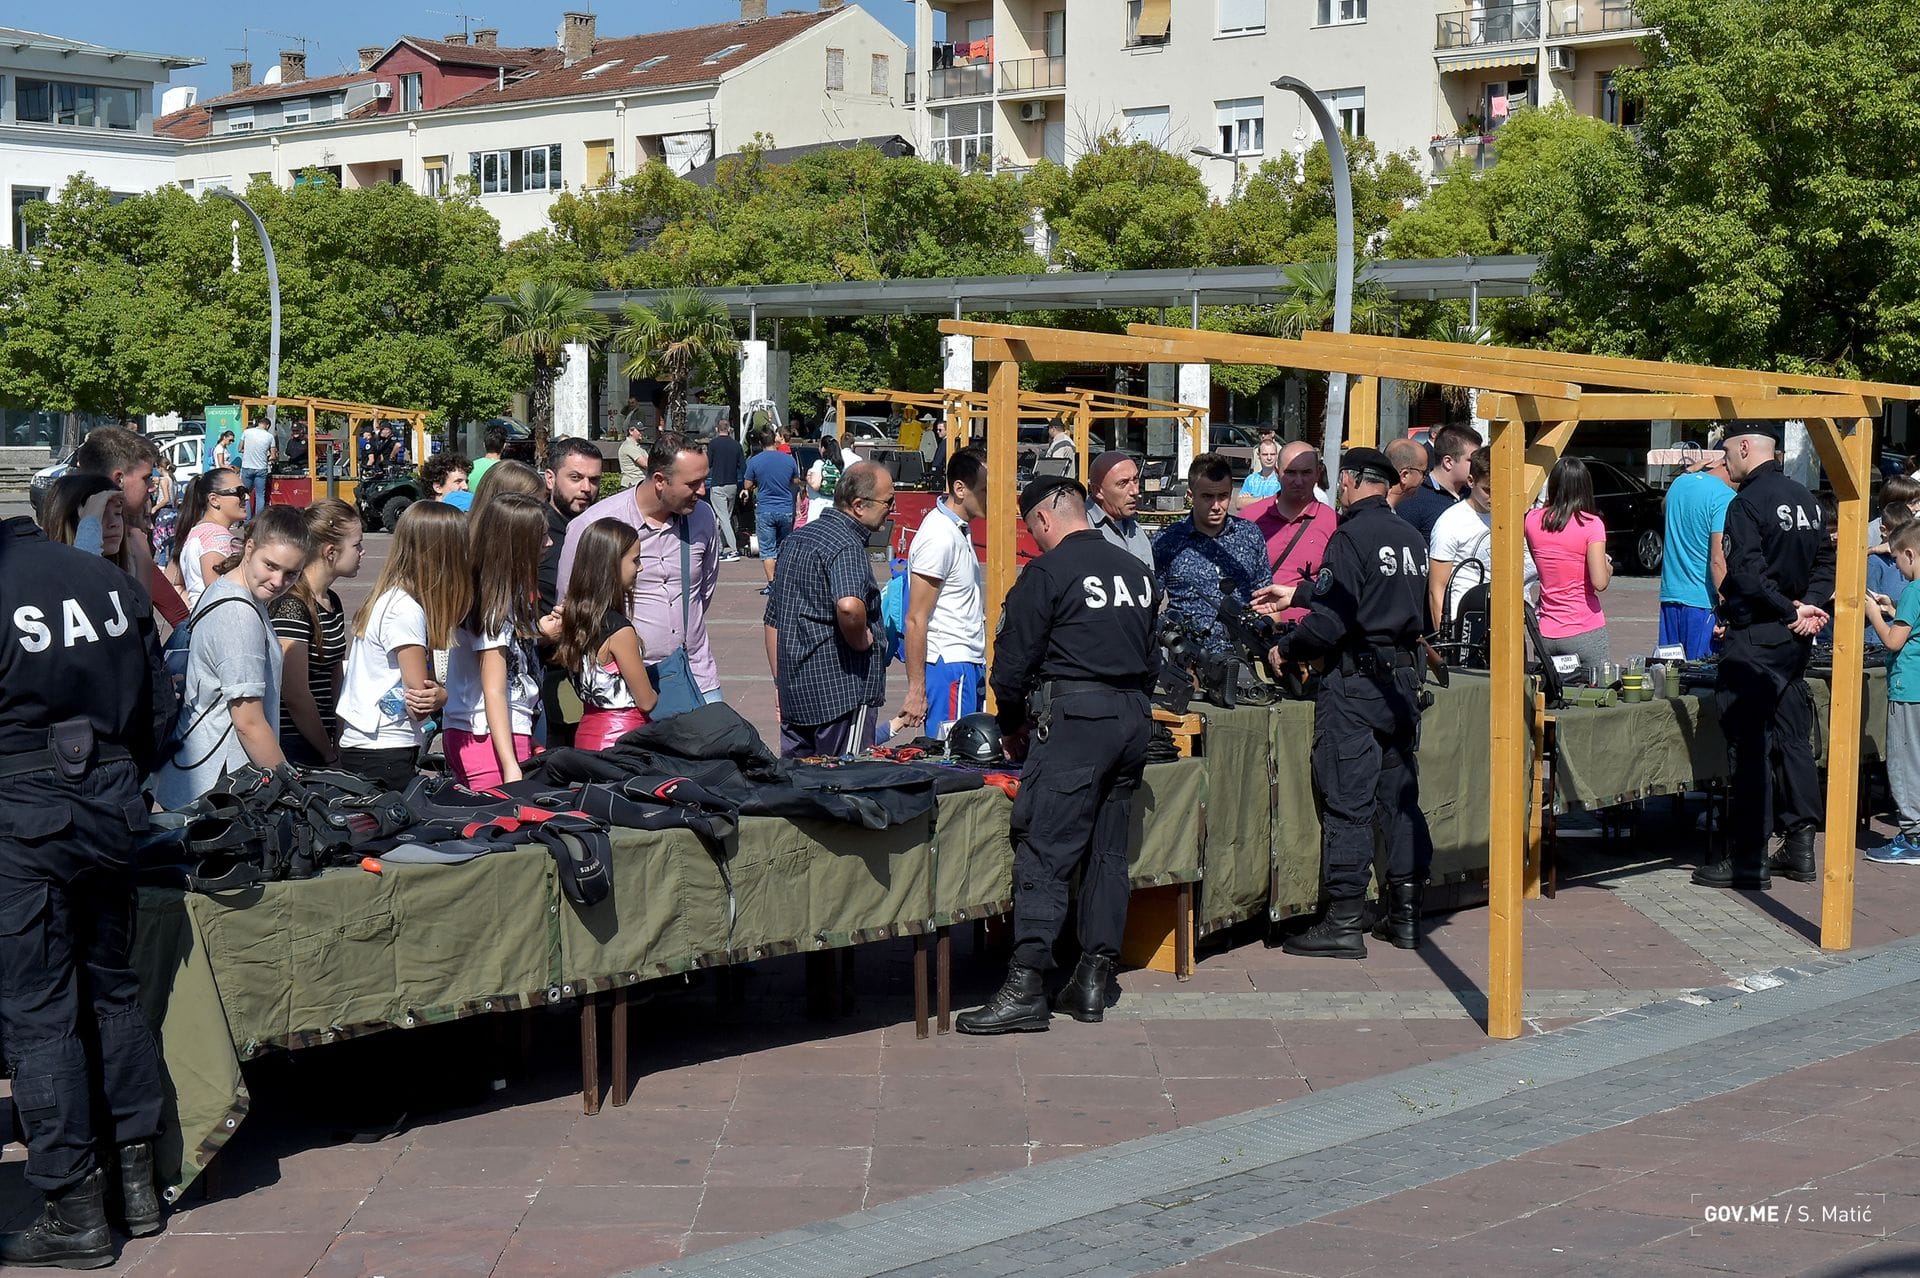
left=765, top=461, right=894, bottom=756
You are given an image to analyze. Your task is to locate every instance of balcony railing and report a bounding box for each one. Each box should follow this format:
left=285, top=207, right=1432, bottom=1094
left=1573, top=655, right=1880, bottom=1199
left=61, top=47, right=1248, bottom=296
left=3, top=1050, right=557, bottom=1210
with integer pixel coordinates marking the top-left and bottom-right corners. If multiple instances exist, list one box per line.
left=999, top=54, right=1066, bottom=94
left=1436, top=3, right=1543, bottom=50
left=927, top=62, right=995, bottom=102
left=1551, top=0, right=1648, bottom=36
left=1430, top=135, right=1499, bottom=174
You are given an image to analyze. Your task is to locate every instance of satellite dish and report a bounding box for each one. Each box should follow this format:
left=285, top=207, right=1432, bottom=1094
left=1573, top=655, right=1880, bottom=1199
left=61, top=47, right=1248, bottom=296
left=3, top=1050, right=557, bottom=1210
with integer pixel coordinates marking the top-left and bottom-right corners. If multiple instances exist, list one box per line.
left=263, top=64, right=283, bottom=84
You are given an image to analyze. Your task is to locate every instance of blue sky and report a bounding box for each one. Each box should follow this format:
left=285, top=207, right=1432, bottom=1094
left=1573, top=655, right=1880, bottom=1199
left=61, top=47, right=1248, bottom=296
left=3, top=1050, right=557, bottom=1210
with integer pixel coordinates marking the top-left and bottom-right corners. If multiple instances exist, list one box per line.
left=54, top=2, right=918, bottom=103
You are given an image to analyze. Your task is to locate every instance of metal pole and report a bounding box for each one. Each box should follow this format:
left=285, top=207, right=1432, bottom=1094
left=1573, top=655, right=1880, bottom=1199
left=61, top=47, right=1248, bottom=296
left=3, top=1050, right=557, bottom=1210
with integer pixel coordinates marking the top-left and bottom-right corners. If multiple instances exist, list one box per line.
left=210, top=191, right=280, bottom=433
left=1272, top=77, right=1353, bottom=481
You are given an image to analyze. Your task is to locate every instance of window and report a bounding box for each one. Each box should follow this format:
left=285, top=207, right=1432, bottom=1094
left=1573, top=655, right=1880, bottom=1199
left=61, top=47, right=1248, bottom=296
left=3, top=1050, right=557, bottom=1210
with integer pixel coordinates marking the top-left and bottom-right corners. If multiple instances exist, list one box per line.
left=631, top=56, right=668, bottom=73
left=579, top=59, right=624, bottom=79
left=1599, top=73, right=1641, bottom=128
left=826, top=47, right=845, bottom=91
left=282, top=98, right=310, bottom=126
left=225, top=105, right=254, bottom=134
left=10, top=187, right=48, bottom=251
left=14, top=78, right=136, bottom=129
left=524, top=144, right=549, bottom=191
left=400, top=73, right=423, bottom=113
left=703, top=44, right=746, bottom=65
left=421, top=157, right=448, bottom=198
left=870, top=53, right=889, bottom=96
left=1316, top=0, right=1367, bottom=24
left=1219, top=0, right=1266, bottom=35
left=1320, top=86, right=1365, bottom=138
left=1044, top=10, right=1067, bottom=57
left=469, top=144, right=564, bottom=194
left=1127, top=0, right=1172, bottom=47
left=1215, top=97, right=1264, bottom=156
left=1485, top=77, right=1532, bottom=129
left=584, top=139, right=614, bottom=187
left=1122, top=105, right=1171, bottom=148
left=931, top=103, right=993, bottom=172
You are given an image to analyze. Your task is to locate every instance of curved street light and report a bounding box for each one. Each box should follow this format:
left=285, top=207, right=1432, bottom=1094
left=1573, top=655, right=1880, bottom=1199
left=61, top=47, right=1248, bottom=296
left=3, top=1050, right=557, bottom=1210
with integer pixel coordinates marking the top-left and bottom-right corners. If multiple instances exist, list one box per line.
left=209, top=189, right=281, bottom=432
left=1271, top=76, right=1354, bottom=481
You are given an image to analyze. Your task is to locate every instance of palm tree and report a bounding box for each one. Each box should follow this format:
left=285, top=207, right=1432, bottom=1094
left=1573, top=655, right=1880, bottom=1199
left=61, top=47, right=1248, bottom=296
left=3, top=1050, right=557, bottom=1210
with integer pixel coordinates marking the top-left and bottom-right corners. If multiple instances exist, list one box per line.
left=614, top=288, right=738, bottom=436
left=1265, top=260, right=1394, bottom=340
left=485, top=280, right=610, bottom=465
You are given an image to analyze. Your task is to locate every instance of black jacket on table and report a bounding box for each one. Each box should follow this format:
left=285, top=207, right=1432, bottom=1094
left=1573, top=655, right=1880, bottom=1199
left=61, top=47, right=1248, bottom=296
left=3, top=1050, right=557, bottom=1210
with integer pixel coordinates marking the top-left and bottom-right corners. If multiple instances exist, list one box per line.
left=1718, top=460, right=1834, bottom=631
left=989, top=528, right=1159, bottom=733
left=1278, top=495, right=1428, bottom=663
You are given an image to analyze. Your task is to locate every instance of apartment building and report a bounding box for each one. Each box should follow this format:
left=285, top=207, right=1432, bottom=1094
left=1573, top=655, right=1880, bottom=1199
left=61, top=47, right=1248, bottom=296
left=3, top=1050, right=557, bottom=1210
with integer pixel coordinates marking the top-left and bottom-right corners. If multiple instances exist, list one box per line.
left=160, top=5, right=912, bottom=242
left=903, top=1, right=1651, bottom=192
left=0, top=26, right=201, bottom=252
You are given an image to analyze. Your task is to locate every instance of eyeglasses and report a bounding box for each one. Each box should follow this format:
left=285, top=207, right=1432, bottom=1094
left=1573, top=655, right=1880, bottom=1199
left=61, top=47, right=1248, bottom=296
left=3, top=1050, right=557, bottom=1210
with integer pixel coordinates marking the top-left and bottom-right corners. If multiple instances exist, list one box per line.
left=859, top=495, right=898, bottom=510
left=210, top=485, right=248, bottom=498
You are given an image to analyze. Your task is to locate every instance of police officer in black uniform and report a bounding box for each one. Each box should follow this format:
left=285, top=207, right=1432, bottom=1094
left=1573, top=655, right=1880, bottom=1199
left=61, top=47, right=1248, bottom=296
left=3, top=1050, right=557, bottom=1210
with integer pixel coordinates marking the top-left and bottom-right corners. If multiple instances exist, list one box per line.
left=1694, top=422, right=1834, bottom=890
left=1, top=514, right=168, bottom=1267
left=957, top=476, right=1160, bottom=1034
left=1265, top=448, right=1434, bottom=959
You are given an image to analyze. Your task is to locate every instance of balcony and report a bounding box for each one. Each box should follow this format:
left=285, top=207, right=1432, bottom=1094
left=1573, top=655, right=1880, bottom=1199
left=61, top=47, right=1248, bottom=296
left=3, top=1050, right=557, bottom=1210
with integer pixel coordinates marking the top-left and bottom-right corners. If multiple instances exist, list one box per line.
left=1429, top=135, right=1498, bottom=175
left=1436, top=3, right=1542, bottom=50
left=1548, top=0, right=1648, bottom=38
left=927, top=62, right=995, bottom=102
left=999, top=54, right=1066, bottom=94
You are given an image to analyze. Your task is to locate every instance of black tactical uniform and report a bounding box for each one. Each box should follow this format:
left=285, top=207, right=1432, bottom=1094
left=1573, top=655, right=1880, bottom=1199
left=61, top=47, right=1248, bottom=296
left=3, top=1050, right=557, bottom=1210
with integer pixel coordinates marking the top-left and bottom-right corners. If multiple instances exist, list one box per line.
left=957, top=478, right=1158, bottom=1034
left=1697, top=431, right=1834, bottom=889
left=1275, top=450, right=1433, bottom=958
left=0, top=517, right=168, bottom=1267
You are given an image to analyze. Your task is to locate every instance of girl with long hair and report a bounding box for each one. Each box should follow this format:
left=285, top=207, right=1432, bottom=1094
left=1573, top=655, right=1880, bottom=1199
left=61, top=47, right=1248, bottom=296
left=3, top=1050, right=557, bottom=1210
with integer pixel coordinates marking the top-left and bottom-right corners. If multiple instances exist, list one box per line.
left=173, top=466, right=249, bottom=606
left=42, top=472, right=133, bottom=575
left=554, top=519, right=658, bottom=751
left=271, top=499, right=365, bottom=767
left=1523, top=455, right=1612, bottom=672
left=213, top=428, right=238, bottom=469
left=336, top=502, right=469, bottom=790
left=444, top=493, right=551, bottom=787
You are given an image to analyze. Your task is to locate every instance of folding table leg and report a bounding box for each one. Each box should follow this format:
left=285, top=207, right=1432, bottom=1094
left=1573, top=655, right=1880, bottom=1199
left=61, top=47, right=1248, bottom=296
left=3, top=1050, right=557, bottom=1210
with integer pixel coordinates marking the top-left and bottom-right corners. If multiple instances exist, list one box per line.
left=580, top=992, right=600, bottom=1116
left=610, top=986, right=629, bottom=1108
left=1174, top=883, right=1194, bottom=981
left=936, top=925, right=952, bottom=1034
left=913, top=934, right=930, bottom=1039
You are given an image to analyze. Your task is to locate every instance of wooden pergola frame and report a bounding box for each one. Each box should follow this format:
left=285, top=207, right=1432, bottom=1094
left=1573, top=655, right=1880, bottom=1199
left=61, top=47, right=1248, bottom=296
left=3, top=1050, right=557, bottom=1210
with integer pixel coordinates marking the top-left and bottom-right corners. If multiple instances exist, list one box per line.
left=233, top=395, right=432, bottom=501
left=939, top=317, right=1920, bottom=1039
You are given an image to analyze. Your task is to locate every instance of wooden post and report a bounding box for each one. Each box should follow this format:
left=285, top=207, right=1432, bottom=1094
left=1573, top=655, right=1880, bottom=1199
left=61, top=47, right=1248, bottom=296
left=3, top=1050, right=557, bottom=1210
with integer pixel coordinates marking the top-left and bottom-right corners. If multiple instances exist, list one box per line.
left=1809, top=416, right=1872, bottom=950
left=1349, top=376, right=1379, bottom=449
left=1487, top=415, right=1527, bottom=1038
left=982, top=361, right=1020, bottom=710
left=1074, top=393, right=1092, bottom=479
left=1526, top=691, right=1546, bottom=900
left=836, top=397, right=848, bottom=442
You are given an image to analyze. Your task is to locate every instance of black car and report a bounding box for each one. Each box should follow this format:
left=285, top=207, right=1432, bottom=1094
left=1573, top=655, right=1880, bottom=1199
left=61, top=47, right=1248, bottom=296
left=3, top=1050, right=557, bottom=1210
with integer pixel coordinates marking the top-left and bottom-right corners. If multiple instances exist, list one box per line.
left=1577, top=456, right=1666, bottom=574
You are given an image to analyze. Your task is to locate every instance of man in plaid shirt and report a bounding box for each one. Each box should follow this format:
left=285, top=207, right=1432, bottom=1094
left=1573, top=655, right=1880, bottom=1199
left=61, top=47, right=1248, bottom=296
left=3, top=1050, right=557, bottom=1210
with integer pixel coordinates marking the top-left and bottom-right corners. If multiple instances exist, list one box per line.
left=764, top=462, right=896, bottom=756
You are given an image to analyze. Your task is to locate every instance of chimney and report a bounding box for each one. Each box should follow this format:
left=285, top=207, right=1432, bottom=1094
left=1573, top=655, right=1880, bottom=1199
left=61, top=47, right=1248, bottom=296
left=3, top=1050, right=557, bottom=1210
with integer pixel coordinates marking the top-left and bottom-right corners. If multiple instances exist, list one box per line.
left=279, top=49, right=307, bottom=83
left=231, top=61, right=252, bottom=91
left=559, top=11, right=596, bottom=66
left=444, top=32, right=469, bottom=45
left=742, top=0, right=768, bottom=18
left=358, top=46, right=384, bottom=71
left=474, top=28, right=498, bottom=47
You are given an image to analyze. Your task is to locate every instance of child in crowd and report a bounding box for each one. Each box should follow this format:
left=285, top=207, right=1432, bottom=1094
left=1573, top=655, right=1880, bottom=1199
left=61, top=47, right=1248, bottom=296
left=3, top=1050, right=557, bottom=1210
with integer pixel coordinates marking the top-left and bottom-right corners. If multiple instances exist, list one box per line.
left=1867, top=520, right=1920, bottom=864
left=172, top=467, right=249, bottom=606
left=554, top=519, right=659, bottom=751
left=337, top=502, right=468, bottom=791
left=271, top=499, right=364, bottom=767
left=41, top=472, right=132, bottom=575
left=423, top=451, right=473, bottom=512
left=444, top=493, right=550, bottom=787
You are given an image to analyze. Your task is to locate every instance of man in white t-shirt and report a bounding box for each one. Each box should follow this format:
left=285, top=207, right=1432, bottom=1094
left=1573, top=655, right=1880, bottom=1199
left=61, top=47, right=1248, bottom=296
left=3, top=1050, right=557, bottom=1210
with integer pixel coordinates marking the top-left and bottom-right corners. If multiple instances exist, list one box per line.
left=239, top=420, right=276, bottom=515
left=900, top=446, right=988, bottom=738
left=1429, top=446, right=1538, bottom=630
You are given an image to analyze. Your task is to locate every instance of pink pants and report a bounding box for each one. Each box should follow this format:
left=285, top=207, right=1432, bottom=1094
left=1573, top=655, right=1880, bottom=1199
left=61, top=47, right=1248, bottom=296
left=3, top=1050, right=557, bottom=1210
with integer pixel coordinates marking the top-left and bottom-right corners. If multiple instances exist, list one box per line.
left=576, top=707, right=650, bottom=752
left=444, top=728, right=535, bottom=790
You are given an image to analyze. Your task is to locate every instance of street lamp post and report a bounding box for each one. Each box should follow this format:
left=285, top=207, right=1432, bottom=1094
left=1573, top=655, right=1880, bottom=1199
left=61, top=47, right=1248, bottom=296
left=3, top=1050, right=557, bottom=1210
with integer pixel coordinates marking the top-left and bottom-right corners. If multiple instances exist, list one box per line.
left=1188, top=145, right=1244, bottom=195
left=1271, top=77, right=1354, bottom=483
left=209, top=190, right=281, bottom=435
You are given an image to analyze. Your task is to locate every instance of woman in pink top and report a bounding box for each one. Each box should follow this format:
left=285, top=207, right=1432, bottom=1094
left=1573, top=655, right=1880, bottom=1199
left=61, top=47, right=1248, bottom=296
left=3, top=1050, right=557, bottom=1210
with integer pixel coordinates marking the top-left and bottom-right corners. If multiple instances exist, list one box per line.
left=1524, top=457, right=1613, bottom=673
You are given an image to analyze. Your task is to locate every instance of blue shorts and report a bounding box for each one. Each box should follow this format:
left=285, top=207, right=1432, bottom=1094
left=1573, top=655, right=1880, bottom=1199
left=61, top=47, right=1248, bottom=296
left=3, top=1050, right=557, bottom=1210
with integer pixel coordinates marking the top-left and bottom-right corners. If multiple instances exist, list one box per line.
left=926, top=659, right=985, bottom=738
left=756, top=510, right=794, bottom=559
left=1658, top=602, right=1719, bottom=660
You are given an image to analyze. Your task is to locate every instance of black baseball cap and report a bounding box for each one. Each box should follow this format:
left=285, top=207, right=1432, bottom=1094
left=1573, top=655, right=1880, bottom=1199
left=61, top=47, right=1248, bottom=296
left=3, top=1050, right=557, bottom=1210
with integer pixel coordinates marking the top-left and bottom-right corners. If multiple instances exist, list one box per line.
left=1019, top=475, right=1087, bottom=519
left=1338, top=447, right=1397, bottom=486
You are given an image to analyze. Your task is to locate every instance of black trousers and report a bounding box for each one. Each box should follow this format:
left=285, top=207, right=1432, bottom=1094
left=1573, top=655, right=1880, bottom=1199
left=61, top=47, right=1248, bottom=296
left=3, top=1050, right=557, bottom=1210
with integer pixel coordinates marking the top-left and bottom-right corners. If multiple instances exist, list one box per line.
left=0, top=760, right=164, bottom=1193
left=1011, top=688, right=1152, bottom=971
left=1717, top=628, right=1820, bottom=869
left=1311, top=666, right=1431, bottom=902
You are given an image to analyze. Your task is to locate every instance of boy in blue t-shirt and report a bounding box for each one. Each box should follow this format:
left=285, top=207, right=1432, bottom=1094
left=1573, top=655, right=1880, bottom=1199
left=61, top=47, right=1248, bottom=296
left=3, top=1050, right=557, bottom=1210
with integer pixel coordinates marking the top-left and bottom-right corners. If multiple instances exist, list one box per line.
left=1866, top=520, right=1920, bottom=862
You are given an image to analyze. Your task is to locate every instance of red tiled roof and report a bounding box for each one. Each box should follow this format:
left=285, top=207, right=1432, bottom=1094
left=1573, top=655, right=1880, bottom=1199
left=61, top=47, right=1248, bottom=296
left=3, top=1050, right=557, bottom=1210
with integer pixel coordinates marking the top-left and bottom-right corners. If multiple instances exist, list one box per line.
left=383, top=35, right=547, bottom=68
left=154, top=102, right=210, bottom=141
left=201, top=69, right=386, bottom=110
left=440, top=9, right=837, bottom=110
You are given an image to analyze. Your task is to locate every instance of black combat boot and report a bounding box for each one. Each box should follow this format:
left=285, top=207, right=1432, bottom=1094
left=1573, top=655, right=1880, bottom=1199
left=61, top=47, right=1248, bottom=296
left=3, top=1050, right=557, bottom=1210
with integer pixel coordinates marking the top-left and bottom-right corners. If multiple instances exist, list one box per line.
left=1769, top=826, right=1818, bottom=883
left=1691, top=856, right=1770, bottom=890
left=1282, top=898, right=1369, bottom=960
left=116, top=1142, right=163, bottom=1238
left=955, top=964, right=1051, bottom=1035
left=1372, top=879, right=1426, bottom=950
left=0, top=1168, right=113, bottom=1270
left=1052, top=953, right=1114, bottom=1024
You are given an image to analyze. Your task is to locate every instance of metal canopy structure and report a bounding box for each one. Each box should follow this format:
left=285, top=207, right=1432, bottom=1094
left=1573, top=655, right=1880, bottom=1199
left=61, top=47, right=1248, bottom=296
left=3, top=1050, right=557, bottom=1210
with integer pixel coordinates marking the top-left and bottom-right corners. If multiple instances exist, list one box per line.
left=937, top=317, right=1920, bottom=1040
left=587, top=256, right=1542, bottom=321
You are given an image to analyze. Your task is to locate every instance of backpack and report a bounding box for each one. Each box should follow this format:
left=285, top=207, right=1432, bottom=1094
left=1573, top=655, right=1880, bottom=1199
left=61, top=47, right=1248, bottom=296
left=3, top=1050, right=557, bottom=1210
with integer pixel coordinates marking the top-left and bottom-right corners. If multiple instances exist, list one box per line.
left=160, top=594, right=258, bottom=768
left=881, top=556, right=910, bottom=666
left=817, top=454, right=840, bottom=498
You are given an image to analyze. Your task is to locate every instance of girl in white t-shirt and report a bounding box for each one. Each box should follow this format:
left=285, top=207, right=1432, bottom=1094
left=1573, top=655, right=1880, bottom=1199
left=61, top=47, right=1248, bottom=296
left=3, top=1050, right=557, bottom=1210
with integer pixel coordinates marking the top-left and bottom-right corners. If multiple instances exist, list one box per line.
left=337, top=502, right=470, bottom=791
left=171, top=467, right=248, bottom=606
left=444, top=493, right=551, bottom=788
left=553, top=518, right=659, bottom=751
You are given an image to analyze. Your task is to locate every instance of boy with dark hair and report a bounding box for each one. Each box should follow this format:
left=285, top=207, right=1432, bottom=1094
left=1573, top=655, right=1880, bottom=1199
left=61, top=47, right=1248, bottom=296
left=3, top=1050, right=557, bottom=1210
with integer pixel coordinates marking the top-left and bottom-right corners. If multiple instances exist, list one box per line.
left=72, top=426, right=187, bottom=625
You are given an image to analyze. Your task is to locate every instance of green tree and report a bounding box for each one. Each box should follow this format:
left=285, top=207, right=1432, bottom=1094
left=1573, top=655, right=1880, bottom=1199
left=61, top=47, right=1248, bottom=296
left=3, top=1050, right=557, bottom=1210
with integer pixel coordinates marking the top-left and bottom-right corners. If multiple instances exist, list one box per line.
left=1026, top=136, right=1212, bottom=271
left=614, top=288, right=738, bottom=434
left=486, top=280, right=610, bottom=463
left=1265, top=260, right=1397, bottom=338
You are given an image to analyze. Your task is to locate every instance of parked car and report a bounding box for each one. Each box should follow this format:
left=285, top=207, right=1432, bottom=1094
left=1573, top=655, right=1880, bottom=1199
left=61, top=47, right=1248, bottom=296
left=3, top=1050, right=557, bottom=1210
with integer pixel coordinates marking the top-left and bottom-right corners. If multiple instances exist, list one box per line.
left=1576, top=456, right=1666, bottom=574
left=1211, top=423, right=1262, bottom=479
left=27, top=451, right=74, bottom=518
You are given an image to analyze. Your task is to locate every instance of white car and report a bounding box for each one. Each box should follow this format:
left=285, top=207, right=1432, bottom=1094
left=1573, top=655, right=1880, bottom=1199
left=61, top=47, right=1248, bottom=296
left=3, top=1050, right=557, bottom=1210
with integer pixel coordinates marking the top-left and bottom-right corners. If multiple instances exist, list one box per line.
left=27, top=431, right=205, bottom=516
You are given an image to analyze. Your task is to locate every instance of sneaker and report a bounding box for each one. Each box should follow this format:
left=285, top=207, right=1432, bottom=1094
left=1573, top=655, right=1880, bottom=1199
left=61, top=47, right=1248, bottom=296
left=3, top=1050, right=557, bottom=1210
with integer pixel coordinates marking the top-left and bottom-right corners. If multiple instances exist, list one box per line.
left=1866, top=835, right=1920, bottom=865
left=758, top=585, right=772, bottom=596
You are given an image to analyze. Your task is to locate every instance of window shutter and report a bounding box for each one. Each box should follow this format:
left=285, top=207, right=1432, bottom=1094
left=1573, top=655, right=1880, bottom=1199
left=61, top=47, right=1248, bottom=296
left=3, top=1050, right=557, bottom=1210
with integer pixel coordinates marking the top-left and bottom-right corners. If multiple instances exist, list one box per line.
left=1219, top=0, right=1265, bottom=32
left=826, top=47, right=845, bottom=91
left=870, top=53, right=889, bottom=96
left=1137, top=0, right=1172, bottom=38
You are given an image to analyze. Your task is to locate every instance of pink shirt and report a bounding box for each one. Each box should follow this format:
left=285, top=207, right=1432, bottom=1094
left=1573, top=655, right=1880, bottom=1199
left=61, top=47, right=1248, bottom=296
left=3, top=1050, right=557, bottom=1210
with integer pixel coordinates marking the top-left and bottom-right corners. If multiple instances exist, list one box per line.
left=1524, top=508, right=1607, bottom=638
left=1241, top=496, right=1337, bottom=623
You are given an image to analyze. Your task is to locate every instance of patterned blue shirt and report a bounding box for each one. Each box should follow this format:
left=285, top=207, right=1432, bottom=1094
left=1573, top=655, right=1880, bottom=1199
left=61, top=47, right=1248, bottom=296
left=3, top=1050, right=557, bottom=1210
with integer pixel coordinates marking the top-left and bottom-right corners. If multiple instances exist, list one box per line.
left=1152, top=514, right=1271, bottom=655
left=763, top=508, right=886, bottom=726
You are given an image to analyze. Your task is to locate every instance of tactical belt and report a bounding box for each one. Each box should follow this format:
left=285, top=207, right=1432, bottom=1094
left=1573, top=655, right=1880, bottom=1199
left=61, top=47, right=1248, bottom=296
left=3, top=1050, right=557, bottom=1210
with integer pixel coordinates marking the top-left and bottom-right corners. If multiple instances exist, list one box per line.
left=0, top=742, right=131, bottom=781
left=1336, top=649, right=1417, bottom=677
left=1046, top=678, right=1149, bottom=696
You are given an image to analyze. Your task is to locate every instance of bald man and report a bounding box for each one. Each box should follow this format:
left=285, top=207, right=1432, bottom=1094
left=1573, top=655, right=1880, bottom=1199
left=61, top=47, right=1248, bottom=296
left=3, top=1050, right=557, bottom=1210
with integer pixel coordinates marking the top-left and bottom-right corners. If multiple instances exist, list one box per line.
left=1236, top=440, right=1338, bottom=624
left=1384, top=438, right=1431, bottom=510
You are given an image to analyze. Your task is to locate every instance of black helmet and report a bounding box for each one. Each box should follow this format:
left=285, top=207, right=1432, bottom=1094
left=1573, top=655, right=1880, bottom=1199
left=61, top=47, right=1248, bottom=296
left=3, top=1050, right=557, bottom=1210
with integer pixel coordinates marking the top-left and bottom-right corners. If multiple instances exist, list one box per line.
left=948, top=713, right=1003, bottom=765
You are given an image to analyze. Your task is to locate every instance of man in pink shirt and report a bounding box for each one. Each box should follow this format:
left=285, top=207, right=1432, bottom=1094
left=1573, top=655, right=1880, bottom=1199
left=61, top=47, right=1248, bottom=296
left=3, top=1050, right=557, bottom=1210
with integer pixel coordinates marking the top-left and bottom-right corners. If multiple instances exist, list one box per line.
left=1238, top=441, right=1337, bottom=623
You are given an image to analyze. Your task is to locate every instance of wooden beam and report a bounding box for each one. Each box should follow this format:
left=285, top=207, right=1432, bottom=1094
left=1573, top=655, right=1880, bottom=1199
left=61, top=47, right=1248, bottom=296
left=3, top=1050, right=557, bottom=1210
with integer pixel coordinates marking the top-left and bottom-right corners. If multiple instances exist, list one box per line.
left=1487, top=415, right=1527, bottom=1040
left=1523, top=420, right=1579, bottom=505
left=1475, top=394, right=1583, bottom=424
left=1349, top=376, right=1379, bottom=449
left=982, top=360, right=1020, bottom=713
left=1572, top=394, right=1878, bottom=422
left=1813, top=417, right=1873, bottom=951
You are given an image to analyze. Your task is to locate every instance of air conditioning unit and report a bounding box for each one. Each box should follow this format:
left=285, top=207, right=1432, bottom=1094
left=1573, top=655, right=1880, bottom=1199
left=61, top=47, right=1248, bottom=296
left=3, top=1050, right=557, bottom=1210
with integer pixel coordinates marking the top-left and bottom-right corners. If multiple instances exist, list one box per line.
left=371, top=81, right=393, bottom=99
left=1019, top=101, right=1048, bottom=123
left=1547, top=47, right=1575, bottom=73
